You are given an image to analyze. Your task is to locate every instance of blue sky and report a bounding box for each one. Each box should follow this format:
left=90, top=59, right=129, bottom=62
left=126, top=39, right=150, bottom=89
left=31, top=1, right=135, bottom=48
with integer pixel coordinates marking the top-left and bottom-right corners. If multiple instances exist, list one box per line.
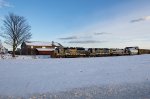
left=0, top=0, right=150, bottom=49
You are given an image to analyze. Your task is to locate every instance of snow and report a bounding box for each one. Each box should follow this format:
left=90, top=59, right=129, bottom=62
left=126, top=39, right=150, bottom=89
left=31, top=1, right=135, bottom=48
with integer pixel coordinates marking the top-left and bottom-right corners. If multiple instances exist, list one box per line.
left=0, top=54, right=51, bottom=59
left=25, top=41, right=61, bottom=46
left=0, top=55, right=150, bottom=96
left=36, top=48, right=55, bottom=51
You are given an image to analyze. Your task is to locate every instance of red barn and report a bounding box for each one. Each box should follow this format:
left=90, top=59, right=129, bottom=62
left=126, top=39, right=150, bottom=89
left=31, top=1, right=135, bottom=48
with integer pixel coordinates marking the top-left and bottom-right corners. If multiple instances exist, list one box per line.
left=21, top=41, right=62, bottom=56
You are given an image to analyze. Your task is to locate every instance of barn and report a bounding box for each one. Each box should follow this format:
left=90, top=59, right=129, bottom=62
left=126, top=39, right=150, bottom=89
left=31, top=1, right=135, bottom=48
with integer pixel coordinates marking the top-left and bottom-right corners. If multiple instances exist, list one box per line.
left=21, top=41, right=63, bottom=56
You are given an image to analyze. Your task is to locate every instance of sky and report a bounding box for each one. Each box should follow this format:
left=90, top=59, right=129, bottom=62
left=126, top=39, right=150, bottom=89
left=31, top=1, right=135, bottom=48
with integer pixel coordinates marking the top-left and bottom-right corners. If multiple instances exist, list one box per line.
left=0, top=0, right=150, bottom=49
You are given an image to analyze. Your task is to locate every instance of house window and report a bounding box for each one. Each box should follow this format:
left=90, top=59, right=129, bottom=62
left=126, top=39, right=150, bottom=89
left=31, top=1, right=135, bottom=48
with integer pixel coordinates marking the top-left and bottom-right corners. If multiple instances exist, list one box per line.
left=42, top=46, right=46, bottom=48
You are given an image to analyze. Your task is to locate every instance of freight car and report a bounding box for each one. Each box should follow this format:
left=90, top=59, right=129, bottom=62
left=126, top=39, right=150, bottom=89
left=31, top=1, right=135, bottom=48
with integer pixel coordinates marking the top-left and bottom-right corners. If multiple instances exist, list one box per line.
left=55, top=47, right=88, bottom=58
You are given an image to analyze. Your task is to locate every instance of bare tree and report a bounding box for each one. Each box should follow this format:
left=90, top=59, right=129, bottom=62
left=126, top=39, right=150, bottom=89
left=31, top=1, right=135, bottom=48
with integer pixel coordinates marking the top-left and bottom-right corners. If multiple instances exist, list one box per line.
left=0, top=40, right=4, bottom=59
left=1, top=13, right=32, bottom=57
left=0, top=40, right=2, bottom=53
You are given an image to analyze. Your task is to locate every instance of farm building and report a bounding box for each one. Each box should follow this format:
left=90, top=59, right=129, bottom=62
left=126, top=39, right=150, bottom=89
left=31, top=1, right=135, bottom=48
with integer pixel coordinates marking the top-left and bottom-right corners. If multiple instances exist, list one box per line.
left=21, top=41, right=63, bottom=56
left=0, top=46, right=8, bottom=54
left=0, top=41, right=8, bottom=54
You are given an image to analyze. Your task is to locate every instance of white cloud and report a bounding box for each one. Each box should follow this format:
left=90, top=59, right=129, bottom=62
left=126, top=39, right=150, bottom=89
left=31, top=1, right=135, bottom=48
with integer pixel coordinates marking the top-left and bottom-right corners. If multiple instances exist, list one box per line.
left=144, top=16, right=150, bottom=20
left=131, top=16, right=150, bottom=23
left=0, top=0, right=13, bottom=8
left=94, top=32, right=111, bottom=35
left=58, top=36, right=78, bottom=40
left=68, top=40, right=106, bottom=44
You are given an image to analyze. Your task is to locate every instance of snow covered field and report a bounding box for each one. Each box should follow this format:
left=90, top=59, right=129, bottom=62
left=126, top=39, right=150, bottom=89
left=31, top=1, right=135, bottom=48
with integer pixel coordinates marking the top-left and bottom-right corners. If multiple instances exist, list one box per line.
left=0, top=54, right=51, bottom=59
left=0, top=55, right=150, bottom=98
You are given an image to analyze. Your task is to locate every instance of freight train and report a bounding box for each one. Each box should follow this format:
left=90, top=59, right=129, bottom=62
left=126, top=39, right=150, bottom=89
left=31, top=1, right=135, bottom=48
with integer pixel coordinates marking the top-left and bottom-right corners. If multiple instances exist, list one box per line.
left=54, top=46, right=139, bottom=58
